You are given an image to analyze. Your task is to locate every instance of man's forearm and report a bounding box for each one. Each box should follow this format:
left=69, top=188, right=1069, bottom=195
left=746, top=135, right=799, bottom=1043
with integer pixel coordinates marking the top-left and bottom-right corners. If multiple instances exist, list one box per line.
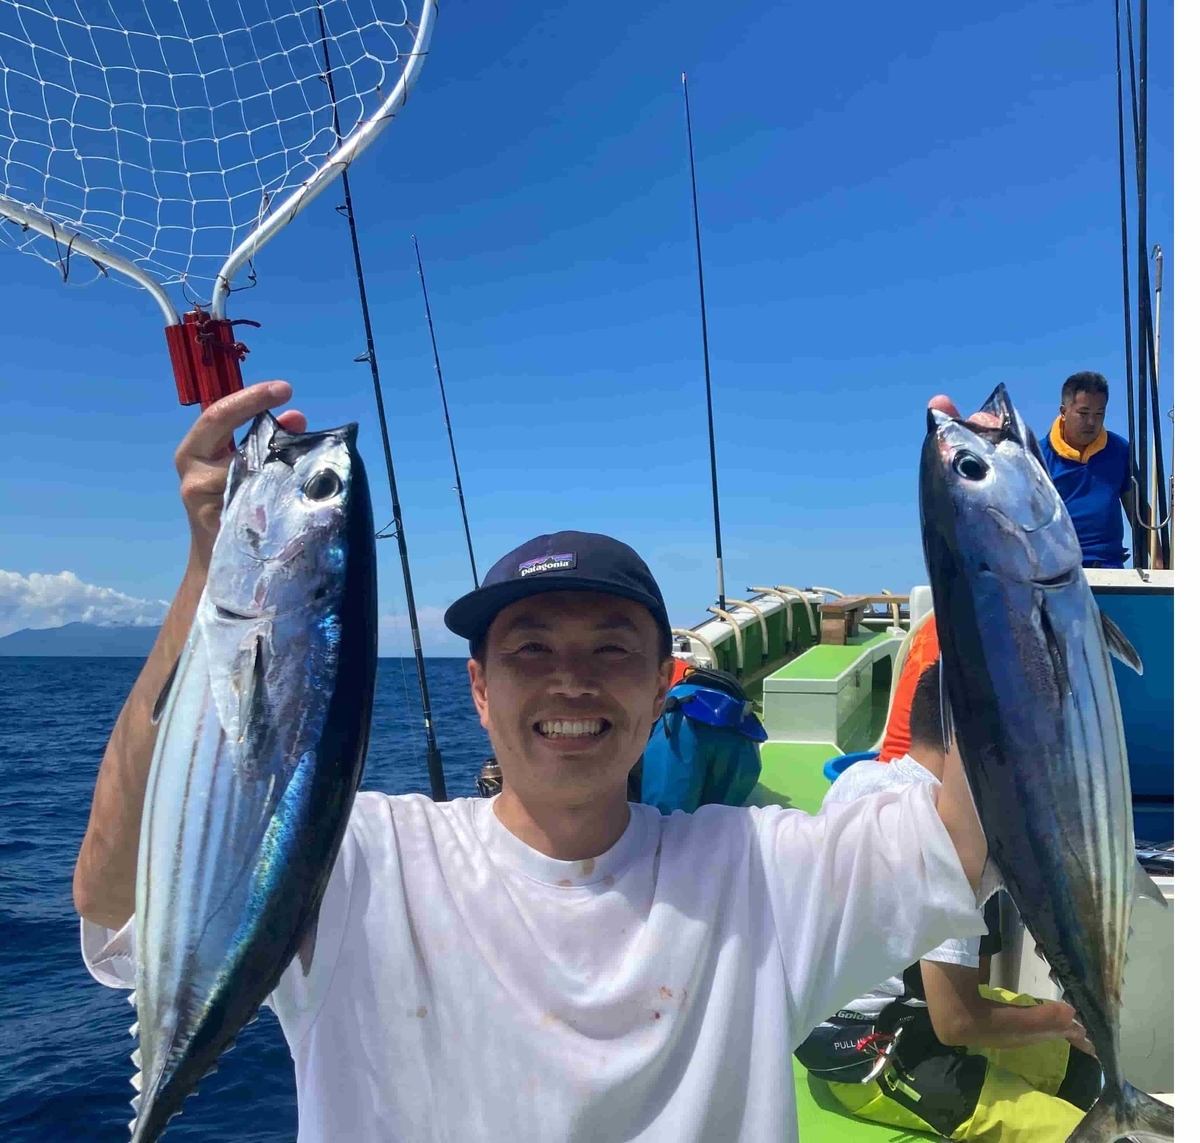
left=935, top=744, right=987, bottom=892
left=948, top=998, right=1076, bottom=1051
left=72, top=551, right=208, bottom=929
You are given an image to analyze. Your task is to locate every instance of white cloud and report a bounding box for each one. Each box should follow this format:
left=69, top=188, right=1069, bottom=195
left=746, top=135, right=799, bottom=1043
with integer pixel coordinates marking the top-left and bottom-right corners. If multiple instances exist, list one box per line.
left=0, top=570, right=470, bottom=655
left=0, top=570, right=170, bottom=638
left=379, top=606, right=468, bottom=658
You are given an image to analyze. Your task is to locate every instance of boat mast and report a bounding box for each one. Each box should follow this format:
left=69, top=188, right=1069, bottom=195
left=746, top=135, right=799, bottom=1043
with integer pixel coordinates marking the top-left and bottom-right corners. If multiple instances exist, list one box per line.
left=317, top=6, right=447, bottom=801
left=681, top=72, right=727, bottom=611
left=412, top=234, right=480, bottom=589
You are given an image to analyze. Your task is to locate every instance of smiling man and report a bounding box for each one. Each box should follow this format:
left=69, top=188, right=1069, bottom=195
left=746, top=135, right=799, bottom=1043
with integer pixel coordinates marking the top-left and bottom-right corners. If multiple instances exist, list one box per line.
left=74, top=383, right=989, bottom=1143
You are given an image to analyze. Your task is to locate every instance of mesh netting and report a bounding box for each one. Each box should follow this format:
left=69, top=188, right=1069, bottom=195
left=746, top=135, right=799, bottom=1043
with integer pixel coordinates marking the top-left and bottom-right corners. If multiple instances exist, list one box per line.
left=0, top=0, right=420, bottom=296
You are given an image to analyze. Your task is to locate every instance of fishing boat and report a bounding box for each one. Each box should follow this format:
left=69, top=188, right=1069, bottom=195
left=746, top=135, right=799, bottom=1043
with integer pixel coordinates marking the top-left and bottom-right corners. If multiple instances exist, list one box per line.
left=657, top=0, right=1174, bottom=1132
left=666, top=570, right=1175, bottom=1136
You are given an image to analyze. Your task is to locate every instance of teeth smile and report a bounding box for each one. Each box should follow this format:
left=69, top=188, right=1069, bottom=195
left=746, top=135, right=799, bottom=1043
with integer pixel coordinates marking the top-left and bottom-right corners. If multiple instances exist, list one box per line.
left=536, top=719, right=607, bottom=739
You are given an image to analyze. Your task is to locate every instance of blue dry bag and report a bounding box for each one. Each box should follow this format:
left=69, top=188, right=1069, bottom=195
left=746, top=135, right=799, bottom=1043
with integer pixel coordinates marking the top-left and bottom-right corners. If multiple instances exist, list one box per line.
left=636, top=666, right=766, bottom=815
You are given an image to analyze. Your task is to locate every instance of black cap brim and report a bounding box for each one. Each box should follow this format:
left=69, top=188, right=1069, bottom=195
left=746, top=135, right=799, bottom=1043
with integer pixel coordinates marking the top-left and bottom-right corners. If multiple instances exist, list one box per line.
left=444, top=575, right=671, bottom=648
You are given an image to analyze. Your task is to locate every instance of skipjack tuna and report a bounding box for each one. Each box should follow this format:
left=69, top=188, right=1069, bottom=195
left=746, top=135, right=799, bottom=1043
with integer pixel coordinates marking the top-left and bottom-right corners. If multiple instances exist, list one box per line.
left=920, top=384, right=1171, bottom=1142
left=129, top=413, right=377, bottom=1142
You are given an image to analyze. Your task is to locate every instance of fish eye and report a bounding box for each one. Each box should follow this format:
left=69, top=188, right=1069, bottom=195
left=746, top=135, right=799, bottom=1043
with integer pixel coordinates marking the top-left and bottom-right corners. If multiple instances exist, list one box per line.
left=303, top=469, right=343, bottom=501
left=953, top=451, right=989, bottom=481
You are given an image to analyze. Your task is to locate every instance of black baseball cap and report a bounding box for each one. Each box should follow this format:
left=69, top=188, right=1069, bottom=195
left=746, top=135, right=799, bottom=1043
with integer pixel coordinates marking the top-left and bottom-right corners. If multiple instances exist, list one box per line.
left=444, top=530, right=671, bottom=650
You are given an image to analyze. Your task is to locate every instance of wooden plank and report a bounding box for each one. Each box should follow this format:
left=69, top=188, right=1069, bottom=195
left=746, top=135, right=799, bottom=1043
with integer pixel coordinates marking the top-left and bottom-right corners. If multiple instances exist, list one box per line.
left=820, top=594, right=909, bottom=611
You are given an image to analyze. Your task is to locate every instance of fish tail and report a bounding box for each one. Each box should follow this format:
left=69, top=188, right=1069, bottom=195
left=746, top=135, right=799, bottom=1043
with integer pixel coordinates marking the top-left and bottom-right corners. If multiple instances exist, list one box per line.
left=1067, top=1082, right=1173, bottom=1142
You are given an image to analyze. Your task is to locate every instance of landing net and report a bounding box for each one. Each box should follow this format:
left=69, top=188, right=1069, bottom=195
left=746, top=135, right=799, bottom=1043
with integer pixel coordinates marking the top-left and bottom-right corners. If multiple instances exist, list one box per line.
left=0, top=0, right=426, bottom=300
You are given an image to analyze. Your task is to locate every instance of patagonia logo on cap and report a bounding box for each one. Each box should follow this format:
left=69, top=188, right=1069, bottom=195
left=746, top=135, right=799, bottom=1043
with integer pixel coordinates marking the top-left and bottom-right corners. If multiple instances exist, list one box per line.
left=518, top=552, right=576, bottom=577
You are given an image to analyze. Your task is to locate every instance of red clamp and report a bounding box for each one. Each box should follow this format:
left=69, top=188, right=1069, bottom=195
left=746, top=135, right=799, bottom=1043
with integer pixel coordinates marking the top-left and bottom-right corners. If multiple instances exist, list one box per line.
left=165, top=308, right=260, bottom=408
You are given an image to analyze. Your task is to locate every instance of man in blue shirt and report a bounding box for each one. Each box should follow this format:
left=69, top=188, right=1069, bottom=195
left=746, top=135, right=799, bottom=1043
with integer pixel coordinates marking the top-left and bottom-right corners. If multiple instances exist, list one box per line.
left=1039, top=372, right=1136, bottom=569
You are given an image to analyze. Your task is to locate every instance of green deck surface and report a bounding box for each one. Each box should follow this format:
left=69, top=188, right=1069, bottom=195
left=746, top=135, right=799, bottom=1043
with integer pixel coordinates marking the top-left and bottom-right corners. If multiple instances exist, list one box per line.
left=745, top=741, right=837, bottom=814
left=771, top=631, right=891, bottom=680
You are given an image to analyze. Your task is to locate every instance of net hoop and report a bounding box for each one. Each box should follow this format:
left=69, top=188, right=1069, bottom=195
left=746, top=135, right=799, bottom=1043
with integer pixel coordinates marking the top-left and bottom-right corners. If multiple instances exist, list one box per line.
left=212, top=0, right=437, bottom=318
left=0, top=0, right=438, bottom=323
left=0, top=190, right=181, bottom=322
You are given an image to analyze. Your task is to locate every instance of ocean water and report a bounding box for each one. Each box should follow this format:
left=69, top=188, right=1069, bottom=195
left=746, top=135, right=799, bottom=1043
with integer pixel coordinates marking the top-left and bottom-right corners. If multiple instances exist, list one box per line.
left=0, top=657, right=490, bottom=1142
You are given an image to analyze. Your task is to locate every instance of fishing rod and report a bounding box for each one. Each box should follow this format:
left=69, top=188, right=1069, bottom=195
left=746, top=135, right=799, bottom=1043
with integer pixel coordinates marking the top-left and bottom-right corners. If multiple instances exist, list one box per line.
left=1148, top=244, right=1162, bottom=568
left=1113, top=0, right=1141, bottom=567
left=412, top=234, right=480, bottom=589
left=1115, top=0, right=1170, bottom=568
left=681, top=72, right=727, bottom=612
left=1125, top=0, right=1170, bottom=567
left=317, top=6, right=447, bottom=801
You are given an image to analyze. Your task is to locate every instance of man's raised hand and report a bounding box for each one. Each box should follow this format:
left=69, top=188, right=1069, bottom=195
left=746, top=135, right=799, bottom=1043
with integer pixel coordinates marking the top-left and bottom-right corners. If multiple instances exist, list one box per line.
left=175, top=381, right=306, bottom=569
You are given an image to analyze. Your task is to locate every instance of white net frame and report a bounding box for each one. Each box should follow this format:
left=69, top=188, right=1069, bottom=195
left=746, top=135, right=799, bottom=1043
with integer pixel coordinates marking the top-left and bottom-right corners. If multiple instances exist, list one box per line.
left=0, top=0, right=436, bottom=321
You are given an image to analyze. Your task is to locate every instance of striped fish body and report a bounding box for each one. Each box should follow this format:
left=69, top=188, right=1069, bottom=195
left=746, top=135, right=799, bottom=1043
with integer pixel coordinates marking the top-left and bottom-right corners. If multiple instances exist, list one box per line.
left=919, top=385, right=1170, bottom=1142
left=130, top=413, right=376, bottom=1142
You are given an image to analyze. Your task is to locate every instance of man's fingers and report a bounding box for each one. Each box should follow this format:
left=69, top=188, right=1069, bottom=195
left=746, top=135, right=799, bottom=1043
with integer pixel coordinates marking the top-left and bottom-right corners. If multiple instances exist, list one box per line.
left=927, top=394, right=1002, bottom=430
left=176, top=381, right=294, bottom=468
left=928, top=394, right=961, bottom=418
left=276, top=409, right=307, bottom=434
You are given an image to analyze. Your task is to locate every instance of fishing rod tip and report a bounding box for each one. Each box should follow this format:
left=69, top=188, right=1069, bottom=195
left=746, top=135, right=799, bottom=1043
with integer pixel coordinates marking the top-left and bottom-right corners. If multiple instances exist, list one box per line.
left=681, top=71, right=687, bottom=83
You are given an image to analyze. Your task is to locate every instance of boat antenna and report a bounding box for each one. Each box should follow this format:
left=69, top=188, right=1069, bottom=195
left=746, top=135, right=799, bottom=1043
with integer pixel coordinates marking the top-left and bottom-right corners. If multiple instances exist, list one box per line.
left=412, top=234, right=480, bottom=589
left=682, top=72, right=726, bottom=611
left=317, top=5, right=447, bottom=801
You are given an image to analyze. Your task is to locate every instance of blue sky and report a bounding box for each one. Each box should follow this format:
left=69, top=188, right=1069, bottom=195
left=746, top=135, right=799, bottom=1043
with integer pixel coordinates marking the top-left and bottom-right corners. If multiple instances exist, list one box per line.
left=0, top=0, right=1175, bottom=653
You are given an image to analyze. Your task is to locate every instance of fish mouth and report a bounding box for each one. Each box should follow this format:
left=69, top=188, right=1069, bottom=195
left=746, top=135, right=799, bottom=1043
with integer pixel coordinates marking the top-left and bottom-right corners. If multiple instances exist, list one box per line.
left=533, top=717, right=612, bottom=742
left=212, top=603, right=270, bottom=622
left=1030, top=570, right=1075, bottom=589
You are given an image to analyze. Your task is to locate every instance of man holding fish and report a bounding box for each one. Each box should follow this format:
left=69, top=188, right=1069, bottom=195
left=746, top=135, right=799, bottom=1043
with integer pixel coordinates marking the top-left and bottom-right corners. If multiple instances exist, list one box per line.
left=72, top=380, right=1169, bottom=1143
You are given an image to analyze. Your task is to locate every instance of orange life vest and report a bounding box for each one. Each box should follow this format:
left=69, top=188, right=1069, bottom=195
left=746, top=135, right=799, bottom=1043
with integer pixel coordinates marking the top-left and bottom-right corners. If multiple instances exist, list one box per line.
left=877, top=615, right=940, bottom=762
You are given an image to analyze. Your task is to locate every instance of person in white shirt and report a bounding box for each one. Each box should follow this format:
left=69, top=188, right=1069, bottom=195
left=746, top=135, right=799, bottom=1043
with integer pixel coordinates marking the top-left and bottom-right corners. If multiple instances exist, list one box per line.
left=75, top=382, right=990, bottom=1143
left=795, top=663, right=1101, bottom=1142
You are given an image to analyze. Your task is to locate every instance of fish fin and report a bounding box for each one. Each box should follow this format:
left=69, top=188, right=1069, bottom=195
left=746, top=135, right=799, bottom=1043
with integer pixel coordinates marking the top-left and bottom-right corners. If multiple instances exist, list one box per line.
left=234, top=633, right=266, bottom=746
left=937, top=656, right=954, bottom=754
left=297, top=900, right=321, bottom=977
left=151, top=654, right=181, bottom=725
left=128, top=1120, right=138, bottom=1136
left=979, top=383, right=1017, bottom=429
left=927, top=406, right=954, bottom=434
left=1133, top=860, right=1168, bottom=907
left=1100, top=612, right=1143, bottom=675
left=974, top=855, right=1004, bottom=909
left=129, top=1071, right=142, bottom=1093
left=130, top=1048, right=142, bottom=1069
left=237, top=410, right=280, bottom=472
left=1065, top=1081, right=1173, bottom=1143
left=129, top=1095, right=141, bottom=1113
left=127, top=991, right=137, bottom=1008
left=1037, top=599, right=1071, bottom=704
left=128, top=1021, right=138, bottom=1038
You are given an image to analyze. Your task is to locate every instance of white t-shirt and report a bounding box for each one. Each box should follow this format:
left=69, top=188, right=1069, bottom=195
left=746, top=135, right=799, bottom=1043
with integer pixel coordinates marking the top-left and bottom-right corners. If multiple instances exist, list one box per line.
left=82, top=786, right=984, bottom=1142
left=821, top=755, right=984, bottom=1018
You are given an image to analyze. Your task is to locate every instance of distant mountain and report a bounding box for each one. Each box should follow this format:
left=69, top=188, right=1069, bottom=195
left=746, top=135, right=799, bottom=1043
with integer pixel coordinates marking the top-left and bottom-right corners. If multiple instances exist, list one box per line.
left=0, top=622, right=162, bottom=657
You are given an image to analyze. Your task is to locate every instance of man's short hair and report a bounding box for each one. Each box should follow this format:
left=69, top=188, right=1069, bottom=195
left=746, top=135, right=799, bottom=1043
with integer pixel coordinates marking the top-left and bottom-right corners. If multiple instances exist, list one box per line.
left=470, top=623, right=673, bottom=667
left=1062, top=371, right=1109, bottom=406
left=908, top=662, right=945, bottom=753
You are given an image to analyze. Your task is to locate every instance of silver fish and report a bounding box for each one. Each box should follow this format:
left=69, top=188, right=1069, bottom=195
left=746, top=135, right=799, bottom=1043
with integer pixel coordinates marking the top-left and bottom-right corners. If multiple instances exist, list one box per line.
left=130, top=412, right=377, bottom=1142
left=919, top=384, right=1171, bottom=1143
